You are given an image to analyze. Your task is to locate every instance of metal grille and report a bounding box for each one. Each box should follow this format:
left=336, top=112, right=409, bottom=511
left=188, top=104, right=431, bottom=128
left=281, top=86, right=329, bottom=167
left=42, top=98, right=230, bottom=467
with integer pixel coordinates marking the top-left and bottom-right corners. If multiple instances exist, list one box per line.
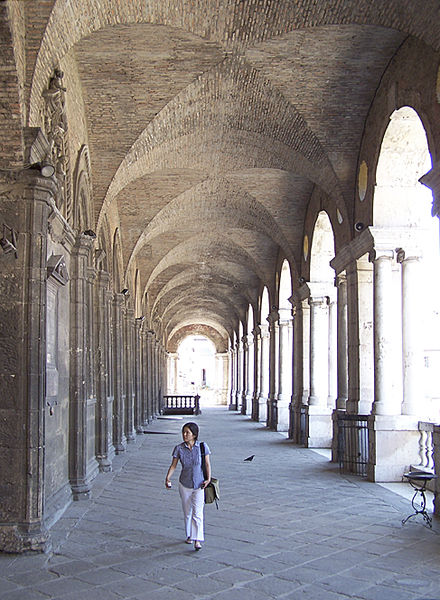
left=337, top=414, right=369, bottom=477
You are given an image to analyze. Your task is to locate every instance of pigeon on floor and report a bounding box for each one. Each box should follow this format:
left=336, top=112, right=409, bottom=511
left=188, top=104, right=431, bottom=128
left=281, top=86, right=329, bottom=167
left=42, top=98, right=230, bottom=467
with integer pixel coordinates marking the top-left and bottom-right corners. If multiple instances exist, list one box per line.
left=244, top=455, right=255, bottom=462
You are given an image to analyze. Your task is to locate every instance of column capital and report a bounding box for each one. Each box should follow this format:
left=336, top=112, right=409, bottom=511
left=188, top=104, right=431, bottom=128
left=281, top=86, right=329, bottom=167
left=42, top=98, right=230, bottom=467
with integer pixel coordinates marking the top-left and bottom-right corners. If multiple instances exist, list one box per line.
left=267, top=309, right=279, bottom=325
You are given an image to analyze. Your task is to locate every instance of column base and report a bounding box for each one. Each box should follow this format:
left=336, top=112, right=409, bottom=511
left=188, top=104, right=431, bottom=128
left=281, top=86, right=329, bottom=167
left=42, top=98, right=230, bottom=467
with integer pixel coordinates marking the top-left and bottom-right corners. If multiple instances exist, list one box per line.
left=0, top=523, right=51, bottom=554
left=368, top=415, right=419, bottom=482
left=258, top=394, right=267, bottom=423
left=276, top=394, right=290, bottom=432
left=306, top=406, right=332, bottom=448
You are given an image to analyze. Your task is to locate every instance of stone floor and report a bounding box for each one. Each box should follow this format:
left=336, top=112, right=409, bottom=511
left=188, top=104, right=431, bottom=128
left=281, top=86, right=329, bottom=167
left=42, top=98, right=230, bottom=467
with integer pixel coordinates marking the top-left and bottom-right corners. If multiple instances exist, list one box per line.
left=1, top=407, right=440, bottom=600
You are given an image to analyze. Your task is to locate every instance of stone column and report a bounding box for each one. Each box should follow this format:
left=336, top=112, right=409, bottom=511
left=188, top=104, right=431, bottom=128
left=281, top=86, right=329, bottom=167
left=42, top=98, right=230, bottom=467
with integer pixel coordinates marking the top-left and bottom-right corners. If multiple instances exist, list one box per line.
left=328, top=293, right=337, bottom=409
left=236, top=339, right=243, bottom=411
left=228, top=346, right=236, bottom=410
left=350, top=254, right=374, bottom=415
left=134, top=319, right=143, bottom=434
left=308, top=295, right=329, bottom=408
left=307, top=290, right=332, bottom=447
left=246, top=332, right=255, bottom=416
left=252, top=327, right=261, bottom=421
left=267, top=309, right=279, bottom=429
left=335, top=273, right=348, bottom=410
left=146, top=330, right=154, bottom=420
left=112, top=293, right=126, bottom=453
left=289, top=289, right=310, bottom=443
left=69, top=233, right=97, bottom=500
left=241, top=335, right=248, bottom=415
left=258, top=323, right=270, bottom=423
left=140, top=327, right=148, bottom=424
left=95, top=271, right=113, bottom=472
left=372, top=252, right=400, bottom=416
left=399, top=252, right=425, bottom=416
left=123, top=307, right=135, bottom=442
left=277, top=308, right=293, bottom=432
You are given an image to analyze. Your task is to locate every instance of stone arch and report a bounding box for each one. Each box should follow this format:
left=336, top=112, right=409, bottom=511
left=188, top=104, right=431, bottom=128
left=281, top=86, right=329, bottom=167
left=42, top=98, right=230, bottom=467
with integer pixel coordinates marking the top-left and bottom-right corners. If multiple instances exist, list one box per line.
left=278, top=259, right=293, bottom=310
left=72, top=145, right=92, bottom=232
left=112, top=228, right=123, bottom=293
left=373, top=104, right=440, bottom=416
left=310, top=211, right=335, bottom=284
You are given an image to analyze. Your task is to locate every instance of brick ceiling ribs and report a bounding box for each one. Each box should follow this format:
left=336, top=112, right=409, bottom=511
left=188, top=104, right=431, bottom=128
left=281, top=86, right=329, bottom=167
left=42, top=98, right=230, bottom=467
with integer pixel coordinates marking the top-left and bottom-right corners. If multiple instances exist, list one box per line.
left=24, top=0, right=440, bottom=345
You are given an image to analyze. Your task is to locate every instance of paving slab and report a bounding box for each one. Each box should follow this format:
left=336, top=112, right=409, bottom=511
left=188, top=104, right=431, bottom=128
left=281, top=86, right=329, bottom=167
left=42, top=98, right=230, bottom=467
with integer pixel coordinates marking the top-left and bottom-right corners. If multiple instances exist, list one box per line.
left=2, top=407, right=440, bottom=599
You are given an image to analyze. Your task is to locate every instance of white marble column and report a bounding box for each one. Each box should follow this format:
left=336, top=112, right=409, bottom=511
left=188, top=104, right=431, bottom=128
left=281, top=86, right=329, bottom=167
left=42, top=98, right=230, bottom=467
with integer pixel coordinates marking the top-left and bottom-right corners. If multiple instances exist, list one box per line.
left=308, top=296, right=329, bottom=408
left=258, top=323, right=270, bottom=423
left=289, top=291, right=310, bottom=443
left=268, top=310, right=280, bottom=429
left=355, top=254, right=374, bottom=415
left=335, top=273, right=348, bottom=410
left=372, top=252, right=400, bottom=416
left=277, top=308, right=293, bottom=432
left=307, top=291, right=332, bottom=447
left=327, top=293, right=337, bottom=409
left=246, top=333, right=254, bottom=415
left=252, top=327, right=261, bottom=420
left=400, top=252, right=425, bottom=416
left=241, top=335, right=248, bottom=415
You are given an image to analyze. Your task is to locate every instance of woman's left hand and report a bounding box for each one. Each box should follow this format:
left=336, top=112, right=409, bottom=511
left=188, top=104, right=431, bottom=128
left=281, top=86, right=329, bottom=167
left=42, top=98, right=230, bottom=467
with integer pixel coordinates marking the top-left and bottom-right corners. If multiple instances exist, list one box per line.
left=201, top=479, right=210, bottom=489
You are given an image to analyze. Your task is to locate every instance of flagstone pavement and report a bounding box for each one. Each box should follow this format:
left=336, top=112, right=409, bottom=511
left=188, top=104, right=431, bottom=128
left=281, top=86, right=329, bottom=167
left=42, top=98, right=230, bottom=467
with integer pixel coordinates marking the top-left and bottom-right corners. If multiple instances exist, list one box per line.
left=1, top=407, right=440, bottom=600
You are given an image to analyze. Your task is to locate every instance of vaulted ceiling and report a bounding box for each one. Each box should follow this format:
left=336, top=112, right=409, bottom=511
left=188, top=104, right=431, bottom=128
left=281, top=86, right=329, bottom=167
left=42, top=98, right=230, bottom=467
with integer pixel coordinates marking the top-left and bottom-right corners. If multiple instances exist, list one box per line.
left=20, top=1, right=440, bottom=347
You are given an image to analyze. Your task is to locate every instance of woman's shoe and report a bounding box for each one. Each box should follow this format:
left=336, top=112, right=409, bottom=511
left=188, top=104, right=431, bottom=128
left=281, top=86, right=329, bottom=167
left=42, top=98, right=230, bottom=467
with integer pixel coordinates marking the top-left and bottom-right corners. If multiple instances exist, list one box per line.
left=185, top=537, right=192, bottom=544
left=194, top=541, right=202, bottom=551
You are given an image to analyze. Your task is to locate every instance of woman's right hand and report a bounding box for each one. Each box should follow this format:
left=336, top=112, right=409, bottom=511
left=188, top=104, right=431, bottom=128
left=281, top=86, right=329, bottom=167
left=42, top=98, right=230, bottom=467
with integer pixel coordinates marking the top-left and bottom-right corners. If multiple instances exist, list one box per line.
left=165, top=479, right=172, bottom=489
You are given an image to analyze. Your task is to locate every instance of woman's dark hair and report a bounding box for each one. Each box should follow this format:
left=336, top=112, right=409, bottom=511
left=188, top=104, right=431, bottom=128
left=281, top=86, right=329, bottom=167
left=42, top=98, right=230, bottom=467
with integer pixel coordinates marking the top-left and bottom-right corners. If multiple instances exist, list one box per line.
left=182, top=422, right=199, bottom=440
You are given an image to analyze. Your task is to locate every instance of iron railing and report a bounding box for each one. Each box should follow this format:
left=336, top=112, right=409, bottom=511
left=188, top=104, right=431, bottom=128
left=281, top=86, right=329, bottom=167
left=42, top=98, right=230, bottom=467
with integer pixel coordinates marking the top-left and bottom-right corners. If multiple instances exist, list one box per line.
left=337, top=413, right=369, bottom=477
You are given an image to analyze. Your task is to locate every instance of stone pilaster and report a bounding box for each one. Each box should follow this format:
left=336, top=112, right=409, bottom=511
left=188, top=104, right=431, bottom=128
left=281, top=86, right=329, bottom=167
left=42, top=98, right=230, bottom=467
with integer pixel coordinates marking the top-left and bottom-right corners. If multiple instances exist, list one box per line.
left=112, top=294, right=126, bottom=453
left=123, top=307, right=136, bottom=442
left=69, top=232, right=97, bottom=500
left=146, top=330, right=154, bottom=419
left=0, top=170, right=57, bottom=552
left=95, top=271, right=113, bottom=472
left=134, top=319, right=143, bottom=434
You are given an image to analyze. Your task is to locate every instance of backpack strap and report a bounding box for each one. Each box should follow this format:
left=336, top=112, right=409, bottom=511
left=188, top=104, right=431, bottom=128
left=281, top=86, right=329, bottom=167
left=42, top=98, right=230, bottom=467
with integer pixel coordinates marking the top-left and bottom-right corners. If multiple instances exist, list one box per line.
left=200, top=442, right=207, bottom=480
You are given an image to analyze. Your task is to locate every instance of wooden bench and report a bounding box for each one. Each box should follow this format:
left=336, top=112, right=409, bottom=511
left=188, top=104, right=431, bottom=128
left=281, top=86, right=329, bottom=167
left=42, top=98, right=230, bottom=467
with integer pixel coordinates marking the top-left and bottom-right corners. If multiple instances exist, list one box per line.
left=162, top=395, right=201, bottom=415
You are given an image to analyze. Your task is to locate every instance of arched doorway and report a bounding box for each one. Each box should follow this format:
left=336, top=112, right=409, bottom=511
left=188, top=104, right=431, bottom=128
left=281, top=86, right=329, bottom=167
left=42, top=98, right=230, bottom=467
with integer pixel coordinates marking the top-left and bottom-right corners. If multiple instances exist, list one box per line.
left=306, top=211, right=336, bottom=447
left=175, top=335, right=217, bottom=407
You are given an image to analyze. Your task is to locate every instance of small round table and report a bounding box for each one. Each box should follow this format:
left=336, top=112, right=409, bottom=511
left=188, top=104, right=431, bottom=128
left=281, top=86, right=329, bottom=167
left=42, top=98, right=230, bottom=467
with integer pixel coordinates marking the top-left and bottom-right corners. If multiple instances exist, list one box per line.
left=402, top=471, right=437, bottom=528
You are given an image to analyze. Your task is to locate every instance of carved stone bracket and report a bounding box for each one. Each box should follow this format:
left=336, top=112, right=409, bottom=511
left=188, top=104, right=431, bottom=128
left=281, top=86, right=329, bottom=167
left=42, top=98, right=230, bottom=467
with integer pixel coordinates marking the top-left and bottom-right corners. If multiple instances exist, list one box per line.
left=47, top=254, right=69, bottom=286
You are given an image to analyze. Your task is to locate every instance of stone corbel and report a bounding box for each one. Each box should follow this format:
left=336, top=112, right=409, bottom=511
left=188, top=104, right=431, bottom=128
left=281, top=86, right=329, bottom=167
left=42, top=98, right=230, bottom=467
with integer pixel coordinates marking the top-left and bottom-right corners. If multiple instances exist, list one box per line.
left=47, top=254, right=69, bottom=286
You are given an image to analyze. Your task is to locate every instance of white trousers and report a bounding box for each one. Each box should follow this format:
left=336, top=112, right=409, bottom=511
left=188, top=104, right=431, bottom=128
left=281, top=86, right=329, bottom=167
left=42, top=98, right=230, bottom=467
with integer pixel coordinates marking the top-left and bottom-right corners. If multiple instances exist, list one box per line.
left=178, top=482, right=205, bottom=542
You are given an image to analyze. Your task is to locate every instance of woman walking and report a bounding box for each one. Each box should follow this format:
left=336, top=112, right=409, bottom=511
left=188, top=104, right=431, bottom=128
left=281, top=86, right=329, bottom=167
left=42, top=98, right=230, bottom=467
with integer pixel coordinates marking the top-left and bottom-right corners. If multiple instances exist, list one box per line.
left=165, top=422, right=211, bottom=551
